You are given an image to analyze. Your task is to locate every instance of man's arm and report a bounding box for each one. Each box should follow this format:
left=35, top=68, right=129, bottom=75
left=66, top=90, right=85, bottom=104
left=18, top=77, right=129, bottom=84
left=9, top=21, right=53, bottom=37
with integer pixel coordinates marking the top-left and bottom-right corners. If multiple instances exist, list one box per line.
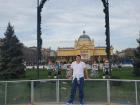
left=84, top=68, right=89, bottom=79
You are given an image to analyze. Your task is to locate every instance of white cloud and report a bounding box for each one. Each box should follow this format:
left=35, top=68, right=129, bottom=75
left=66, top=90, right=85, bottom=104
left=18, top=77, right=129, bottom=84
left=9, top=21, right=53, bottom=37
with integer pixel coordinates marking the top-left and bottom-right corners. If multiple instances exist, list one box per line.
left=0, top=0, right=140, bottom=51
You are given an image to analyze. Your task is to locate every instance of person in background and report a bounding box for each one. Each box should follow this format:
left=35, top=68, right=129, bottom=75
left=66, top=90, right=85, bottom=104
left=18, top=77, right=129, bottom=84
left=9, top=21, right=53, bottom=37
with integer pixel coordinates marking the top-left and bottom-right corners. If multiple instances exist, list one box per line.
left=55, top=61, right=62, bottom=78
left=66, top=55, right=89, bottom=105
left=103, top=59, right=110, bottom=78
left=47, top=60, right=53, bottom=78
left=66, top=64, right=72, bottom=79
left=91, top=61, right=99, bottom=77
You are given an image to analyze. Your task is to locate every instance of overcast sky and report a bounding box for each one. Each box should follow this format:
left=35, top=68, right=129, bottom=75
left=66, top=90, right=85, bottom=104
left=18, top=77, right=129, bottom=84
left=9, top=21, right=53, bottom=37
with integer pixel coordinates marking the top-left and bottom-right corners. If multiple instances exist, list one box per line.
left=0, top=0, right=140, bottom=51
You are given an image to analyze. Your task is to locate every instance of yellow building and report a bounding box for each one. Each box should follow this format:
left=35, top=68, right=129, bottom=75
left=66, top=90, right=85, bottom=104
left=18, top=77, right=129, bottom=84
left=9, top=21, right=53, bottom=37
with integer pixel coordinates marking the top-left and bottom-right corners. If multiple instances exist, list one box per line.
left=57, top=31, right=113, bottom=62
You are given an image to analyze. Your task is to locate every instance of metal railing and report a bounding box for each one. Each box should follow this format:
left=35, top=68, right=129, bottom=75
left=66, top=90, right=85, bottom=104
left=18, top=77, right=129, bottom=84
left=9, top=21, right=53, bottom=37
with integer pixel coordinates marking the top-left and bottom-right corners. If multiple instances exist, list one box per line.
left=0, top=79, right=140, bottom=105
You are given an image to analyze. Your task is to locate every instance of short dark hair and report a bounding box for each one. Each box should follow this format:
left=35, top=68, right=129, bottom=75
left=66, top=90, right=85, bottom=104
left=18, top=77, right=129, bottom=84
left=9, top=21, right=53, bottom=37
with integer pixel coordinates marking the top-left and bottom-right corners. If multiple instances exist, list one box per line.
left=76, top=55, right=81, bottom=58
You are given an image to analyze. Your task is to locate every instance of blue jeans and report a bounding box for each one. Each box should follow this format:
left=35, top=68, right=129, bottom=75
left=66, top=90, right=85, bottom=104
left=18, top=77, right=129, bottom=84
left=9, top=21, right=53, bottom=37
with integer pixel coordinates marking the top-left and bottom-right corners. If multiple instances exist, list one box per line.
left=67, top=77, right=84, bottom=104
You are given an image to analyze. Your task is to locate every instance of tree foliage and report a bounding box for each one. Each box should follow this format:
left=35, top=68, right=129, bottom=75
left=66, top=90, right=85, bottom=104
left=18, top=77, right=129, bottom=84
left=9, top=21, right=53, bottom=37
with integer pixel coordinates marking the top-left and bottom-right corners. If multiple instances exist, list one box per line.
left=0, top=23, right=25, bottom=79
left=133, top=35, right=140, bottom=76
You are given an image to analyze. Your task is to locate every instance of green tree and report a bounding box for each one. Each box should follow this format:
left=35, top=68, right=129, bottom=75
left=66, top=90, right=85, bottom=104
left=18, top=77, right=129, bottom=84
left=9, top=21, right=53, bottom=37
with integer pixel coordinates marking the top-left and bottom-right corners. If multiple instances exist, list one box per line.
left=0, top=23, right=25, bottom=79
left=133, top=35, right=140, bottom=76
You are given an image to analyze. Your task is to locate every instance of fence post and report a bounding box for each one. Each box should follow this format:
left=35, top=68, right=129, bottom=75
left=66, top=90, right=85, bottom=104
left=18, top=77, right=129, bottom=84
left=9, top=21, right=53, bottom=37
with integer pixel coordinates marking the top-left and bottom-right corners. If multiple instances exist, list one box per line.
left=56, top=79, right=60, bottom=103
left=107, top=80, right=110, bottom=105
left=5, top=82, right=7, bottom=105
left=31, top=81, right=34, bottom=104
left=135, top=81, right=138, bottom=105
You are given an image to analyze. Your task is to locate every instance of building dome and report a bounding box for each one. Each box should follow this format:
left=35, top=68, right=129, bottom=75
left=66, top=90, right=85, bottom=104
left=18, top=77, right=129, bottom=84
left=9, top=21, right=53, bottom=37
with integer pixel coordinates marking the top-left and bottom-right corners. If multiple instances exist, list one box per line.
left=78, top=31, right=91, bottom=41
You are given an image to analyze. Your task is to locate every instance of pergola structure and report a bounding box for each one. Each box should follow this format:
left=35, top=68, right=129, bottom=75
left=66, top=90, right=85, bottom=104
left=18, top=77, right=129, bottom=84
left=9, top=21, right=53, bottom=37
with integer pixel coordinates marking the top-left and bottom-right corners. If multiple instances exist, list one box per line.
left=36, top=0, right=111, bottom=78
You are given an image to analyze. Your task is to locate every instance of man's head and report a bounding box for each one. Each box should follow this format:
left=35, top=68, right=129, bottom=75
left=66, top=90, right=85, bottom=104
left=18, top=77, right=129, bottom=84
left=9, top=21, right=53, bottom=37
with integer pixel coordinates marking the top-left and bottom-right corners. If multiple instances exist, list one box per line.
left=76, top=55, right=81, bottom=62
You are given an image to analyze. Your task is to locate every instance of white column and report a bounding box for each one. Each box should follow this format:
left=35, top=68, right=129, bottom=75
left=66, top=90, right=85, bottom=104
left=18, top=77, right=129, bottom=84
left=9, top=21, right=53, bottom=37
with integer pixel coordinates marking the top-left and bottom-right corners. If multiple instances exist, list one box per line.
left=5, top=82, right=7, bottom=105
left=31, top=81, right=34, bottom=104
left=56, top=80, right=60, bottom=103
left=135, top=81, right=138, bottom=105
left=107, top=80, right=110, bottom=105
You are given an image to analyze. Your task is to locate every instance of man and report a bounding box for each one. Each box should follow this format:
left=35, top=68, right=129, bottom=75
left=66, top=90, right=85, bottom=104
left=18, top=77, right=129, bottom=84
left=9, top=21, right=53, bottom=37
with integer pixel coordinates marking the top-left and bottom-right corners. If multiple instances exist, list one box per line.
left=91, top=61, right=99, bottom=77
left=66, top=55, right=89, bottom=105
left=55, top=61, right=62, bottom=78
left=47, top=60, right=53, bottom=78
left=103, top=59, right=110, bottom=78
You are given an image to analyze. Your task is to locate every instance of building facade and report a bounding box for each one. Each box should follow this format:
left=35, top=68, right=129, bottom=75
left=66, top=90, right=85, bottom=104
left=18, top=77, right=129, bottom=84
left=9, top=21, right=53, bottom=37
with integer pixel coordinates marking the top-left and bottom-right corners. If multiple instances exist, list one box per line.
left=57, top=31, right=113, bottom=63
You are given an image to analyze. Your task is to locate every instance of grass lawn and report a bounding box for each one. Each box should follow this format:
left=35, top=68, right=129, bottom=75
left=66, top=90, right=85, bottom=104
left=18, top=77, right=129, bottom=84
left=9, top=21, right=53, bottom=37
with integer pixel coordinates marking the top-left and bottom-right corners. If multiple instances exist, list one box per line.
left=112, top=67, right=140, bottom=80
left=24, top=69, right=67, bottom=80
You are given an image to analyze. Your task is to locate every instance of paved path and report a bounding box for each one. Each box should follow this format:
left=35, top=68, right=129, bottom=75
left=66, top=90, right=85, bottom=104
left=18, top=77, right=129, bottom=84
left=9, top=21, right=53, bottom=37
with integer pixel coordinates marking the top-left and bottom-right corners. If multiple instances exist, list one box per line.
left=17, top=103, right=129, bottom=105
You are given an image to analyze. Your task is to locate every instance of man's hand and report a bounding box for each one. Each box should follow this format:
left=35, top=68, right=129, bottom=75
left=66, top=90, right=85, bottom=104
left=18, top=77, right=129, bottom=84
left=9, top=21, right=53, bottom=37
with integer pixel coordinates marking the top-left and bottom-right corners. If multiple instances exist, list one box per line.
left=86, top=77, right=90, bottom=79
left=68, top=76, right=73, bottom=80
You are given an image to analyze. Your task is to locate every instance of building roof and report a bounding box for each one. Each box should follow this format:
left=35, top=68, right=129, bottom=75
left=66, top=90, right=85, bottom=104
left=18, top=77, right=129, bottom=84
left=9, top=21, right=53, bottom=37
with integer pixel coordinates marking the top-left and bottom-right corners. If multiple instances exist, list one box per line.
left=95, top=46, right=106, bottom=48
left=78, top=30, right=91, bottom=41
left=58, top=47, right=74, bottom=50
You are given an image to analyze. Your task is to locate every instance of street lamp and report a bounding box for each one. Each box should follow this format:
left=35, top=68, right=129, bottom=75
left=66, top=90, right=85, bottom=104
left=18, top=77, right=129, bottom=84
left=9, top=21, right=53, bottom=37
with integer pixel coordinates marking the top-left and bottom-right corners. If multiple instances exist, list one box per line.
left=101, top=0, right=111, bottom=77
left=37, top=0, right=48, bottom=79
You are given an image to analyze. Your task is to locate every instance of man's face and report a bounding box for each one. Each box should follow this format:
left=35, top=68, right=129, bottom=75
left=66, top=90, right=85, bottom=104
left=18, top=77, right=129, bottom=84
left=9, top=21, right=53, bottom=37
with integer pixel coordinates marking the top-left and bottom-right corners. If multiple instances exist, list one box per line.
left=76, top=56, right=81, bottom=61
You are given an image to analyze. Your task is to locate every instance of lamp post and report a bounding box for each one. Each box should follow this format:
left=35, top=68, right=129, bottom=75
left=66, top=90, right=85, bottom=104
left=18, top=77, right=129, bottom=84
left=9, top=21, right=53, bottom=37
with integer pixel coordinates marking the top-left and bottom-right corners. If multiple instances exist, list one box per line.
left=37, top=0, right=48, bottom=79
left=101, top=0, right=111, bottom=77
